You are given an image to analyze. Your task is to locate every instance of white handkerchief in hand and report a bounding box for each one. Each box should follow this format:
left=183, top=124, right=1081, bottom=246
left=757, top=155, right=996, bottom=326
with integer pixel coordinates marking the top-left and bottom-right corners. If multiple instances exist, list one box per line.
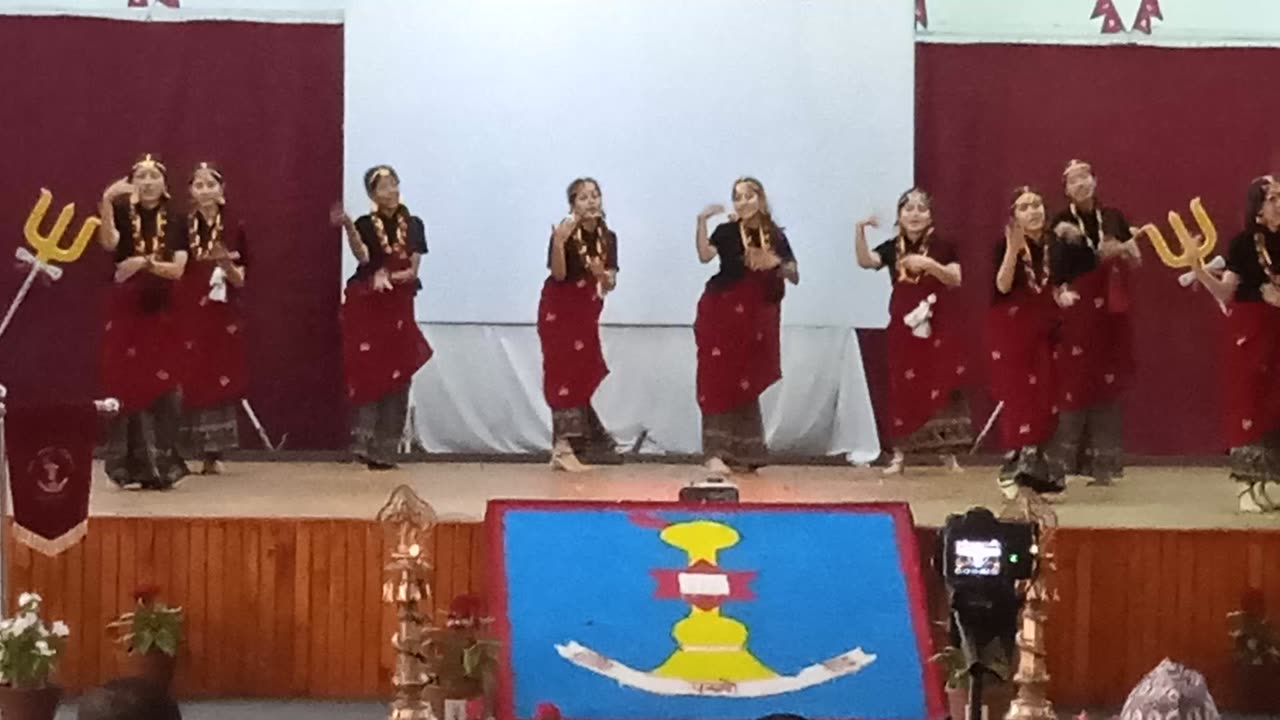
left=904, top=294, right=936, bottom=339
left=208, top=266, right=228, bottom=303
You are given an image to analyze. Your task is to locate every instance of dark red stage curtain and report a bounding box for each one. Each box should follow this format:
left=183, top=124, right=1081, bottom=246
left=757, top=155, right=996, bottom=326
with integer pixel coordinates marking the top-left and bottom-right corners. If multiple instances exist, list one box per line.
left=0, top=17, right=343, bottom=448
left=914, top=42, right=1280, bottom=456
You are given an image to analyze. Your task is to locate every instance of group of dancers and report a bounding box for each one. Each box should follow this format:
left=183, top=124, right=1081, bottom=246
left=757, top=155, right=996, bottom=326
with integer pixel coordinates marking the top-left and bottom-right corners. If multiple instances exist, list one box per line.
left=856, top=158, right=1280, bottom=514
left=856, top=160, right=1145, bottom=500
left=96, top=155, right=248, bottom=489
left=95, top=153, right=1280, bottom=514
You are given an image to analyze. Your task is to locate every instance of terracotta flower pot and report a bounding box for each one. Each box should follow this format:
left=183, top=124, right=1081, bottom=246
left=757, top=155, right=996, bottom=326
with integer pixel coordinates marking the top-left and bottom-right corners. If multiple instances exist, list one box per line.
left=947, top=684, right=1011, bottom=720
left=947, top=687, right=968, bottom=719
left=0, top=685, right=62, bottom=720
left=126, top=649, right=177, bottom=693
left=984, top=680, right=1014, bottom=719
left=423, top=684, right=483, bottom=720
left=1235, top=663, right=1280, bottom=713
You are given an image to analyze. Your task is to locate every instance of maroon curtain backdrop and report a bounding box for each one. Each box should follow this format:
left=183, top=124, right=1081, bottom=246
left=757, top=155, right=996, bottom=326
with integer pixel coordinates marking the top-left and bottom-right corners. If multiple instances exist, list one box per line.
left=909, top=42, right=1280, bottom=456
left=0, top=17, right=343, bottom=448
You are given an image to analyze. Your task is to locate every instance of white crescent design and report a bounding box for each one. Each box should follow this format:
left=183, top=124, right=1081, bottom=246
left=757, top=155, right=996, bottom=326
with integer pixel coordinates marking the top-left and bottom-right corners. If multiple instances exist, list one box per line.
left=553, top=641, right=876, bottom=697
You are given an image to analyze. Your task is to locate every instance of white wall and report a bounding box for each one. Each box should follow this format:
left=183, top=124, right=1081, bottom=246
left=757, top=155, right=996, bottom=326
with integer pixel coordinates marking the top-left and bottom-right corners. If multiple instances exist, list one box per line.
left=0, top=0, right=342, bottom=21
left=918, top=0, right=1280, bottom=45
left=344, top=0, right=914, bottom=328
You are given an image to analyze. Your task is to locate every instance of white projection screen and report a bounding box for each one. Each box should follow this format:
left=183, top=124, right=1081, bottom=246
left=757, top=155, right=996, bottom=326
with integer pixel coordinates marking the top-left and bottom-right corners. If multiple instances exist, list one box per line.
left=344, top=0, right=914, bottom=328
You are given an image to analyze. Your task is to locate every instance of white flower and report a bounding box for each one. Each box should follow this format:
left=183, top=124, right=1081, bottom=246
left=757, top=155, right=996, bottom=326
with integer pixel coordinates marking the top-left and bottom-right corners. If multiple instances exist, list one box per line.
left=50, top=621, right=69, bottom=638
left=11, top=614, right=37, bottom=635
left=17, top=592, right=40, bottom=608
left=34, top=640, right=53, bottom=657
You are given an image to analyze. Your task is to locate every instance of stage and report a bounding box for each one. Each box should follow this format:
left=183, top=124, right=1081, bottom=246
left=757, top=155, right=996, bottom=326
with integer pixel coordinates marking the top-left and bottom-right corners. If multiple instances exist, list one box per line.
left=71, top=459, right=1280, bottom=530
left=8, top=461, right=1280, bottom=712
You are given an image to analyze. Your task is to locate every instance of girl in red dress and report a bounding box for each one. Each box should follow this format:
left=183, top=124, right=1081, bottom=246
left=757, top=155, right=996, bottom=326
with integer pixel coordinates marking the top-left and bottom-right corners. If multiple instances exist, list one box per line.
left=693, top=177, right=799, bottom=476
left=987, top=186, right=1064, bottom=497
left=1190, top=175, right=1280, bottom=513
left=854, top=188, right=973, bottom=475
left=1048, top=159, right=1142, bottom=486
left=176, top=162, right=249, bottom=475
left=95, top=154, right=191, bottom=490
left=333, top=165, right=434, bottom=470
left=538, top=178, right=619, bottom=472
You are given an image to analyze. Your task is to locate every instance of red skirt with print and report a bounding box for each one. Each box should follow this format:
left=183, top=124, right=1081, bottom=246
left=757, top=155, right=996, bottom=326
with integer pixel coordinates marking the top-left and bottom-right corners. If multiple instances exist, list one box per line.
left=694, top=271, right=782, bottom=415
left=537, top=276, right=608, bottom=409
left=985, top=288, right=1059, bottom=448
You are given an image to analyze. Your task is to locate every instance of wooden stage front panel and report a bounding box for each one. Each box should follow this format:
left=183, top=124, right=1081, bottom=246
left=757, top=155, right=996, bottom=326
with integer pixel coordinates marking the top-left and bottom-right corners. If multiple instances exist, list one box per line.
left=8, top=516, right=1280, bottom=711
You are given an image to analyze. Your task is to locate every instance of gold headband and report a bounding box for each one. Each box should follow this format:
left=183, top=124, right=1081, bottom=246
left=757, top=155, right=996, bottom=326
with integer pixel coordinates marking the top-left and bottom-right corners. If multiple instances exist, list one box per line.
left=1062, top=159, right=1092, bottom=178
left=1011, top=187, right=1039, bottom=208
left=133, top=153, right=166, bottom=174
left=366, top=166, right=396, bottom=193
left=194, top=161, right=223, bottom=181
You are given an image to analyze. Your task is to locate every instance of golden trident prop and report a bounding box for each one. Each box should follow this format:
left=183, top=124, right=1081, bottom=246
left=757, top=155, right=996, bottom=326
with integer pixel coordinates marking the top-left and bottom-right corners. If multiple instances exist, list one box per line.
left=1139, top=197, right=1217, bottom=275
left=0, top=190, right=99, bottom=340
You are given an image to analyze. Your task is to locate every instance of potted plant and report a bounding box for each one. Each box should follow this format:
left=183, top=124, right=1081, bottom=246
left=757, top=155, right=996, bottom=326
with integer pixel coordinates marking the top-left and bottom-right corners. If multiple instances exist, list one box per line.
left=930, top=643, right=1011, bottom=720
left=426, top=594, right=500, bottom=720
left=107, top=585, right=183, bottom=692
left=0, top=591, right=70, bottom=720
left=1227, top=591, right=1280, bottom=712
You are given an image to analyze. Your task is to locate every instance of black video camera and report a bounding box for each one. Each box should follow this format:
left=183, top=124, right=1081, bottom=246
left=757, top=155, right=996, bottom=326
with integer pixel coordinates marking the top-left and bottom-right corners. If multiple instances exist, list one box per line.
left=936, top=507, right=1038, bottom=719
left=940, top=507, right=1037, bottom=586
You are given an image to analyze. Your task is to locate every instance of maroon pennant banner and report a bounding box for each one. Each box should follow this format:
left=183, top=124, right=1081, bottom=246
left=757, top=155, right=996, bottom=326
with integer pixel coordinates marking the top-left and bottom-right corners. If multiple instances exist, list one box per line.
left=1132, top=0, right=1163, bottom=34
left=1091, top=0, right=1125, bottom=34
left=5, top=403, right=98, bottom=556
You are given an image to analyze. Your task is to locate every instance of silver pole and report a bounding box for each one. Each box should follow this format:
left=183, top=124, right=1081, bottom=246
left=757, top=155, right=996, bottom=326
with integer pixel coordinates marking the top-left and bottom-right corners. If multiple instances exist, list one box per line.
left=0, top=264, right=40, bottom=342
left=0, top=383, right=9, bottom=619
left=240, top=398, right=281, bottom=451
left=970, top=401, right=1004, bottom=455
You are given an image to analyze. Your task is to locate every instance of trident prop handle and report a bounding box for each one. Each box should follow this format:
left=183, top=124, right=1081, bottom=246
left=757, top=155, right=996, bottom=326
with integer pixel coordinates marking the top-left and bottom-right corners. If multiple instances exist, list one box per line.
left=0, top=383, right=8, bottom=617
left=240, top=399, right=283, bottom=451
left=970, top=401, right=1004, bottom=455
left=0, top=264, right=43, bottom=342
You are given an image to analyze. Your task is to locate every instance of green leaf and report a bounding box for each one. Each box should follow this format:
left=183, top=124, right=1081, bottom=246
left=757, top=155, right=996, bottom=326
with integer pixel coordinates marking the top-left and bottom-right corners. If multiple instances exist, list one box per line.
left=154, top=629, right=178, bottom=656
left=462, top=645, right=482, bottom=677
left=135, top=633, right=155, bottom=655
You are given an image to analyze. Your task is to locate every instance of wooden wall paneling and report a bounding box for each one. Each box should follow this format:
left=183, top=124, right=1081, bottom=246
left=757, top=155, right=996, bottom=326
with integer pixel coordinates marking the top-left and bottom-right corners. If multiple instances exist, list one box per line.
left=291, top=521, right=311, bottom=696
left=362, top=521, right=385, bottom=697
left=342, top=522, right=366, bottom=698
left=4, top=517, right=1279, bottom=712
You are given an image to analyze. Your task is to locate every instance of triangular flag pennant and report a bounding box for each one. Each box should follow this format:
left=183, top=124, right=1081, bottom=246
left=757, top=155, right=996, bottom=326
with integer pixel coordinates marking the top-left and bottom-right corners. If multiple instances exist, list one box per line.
left=915, top=0, right=928, bottom=29
left=1091, top=0, right=1125, bottom=33
left=1133, top=0, right=1163, bottom=34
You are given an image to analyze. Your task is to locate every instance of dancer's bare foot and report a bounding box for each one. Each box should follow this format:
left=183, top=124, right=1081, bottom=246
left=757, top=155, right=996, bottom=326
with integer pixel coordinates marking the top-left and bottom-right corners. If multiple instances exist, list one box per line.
left=1239, top=482, right=1269, bottom=513
left=551, top=441, right=593, bottom=472
left=882, top=450, right=905, bottom=476
left=940, top=454, right=963, bottom=474
left=705, top=457, right=732, bottom=476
